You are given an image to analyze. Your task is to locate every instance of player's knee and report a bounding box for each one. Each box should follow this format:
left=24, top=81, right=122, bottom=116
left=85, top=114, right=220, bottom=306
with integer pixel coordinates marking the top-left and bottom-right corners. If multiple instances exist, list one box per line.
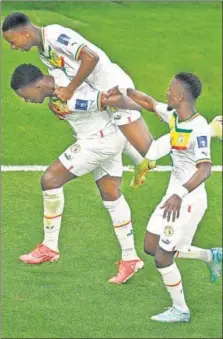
left=103, top=188, right=121, bottom=201
left=144, top=242, right=156, bottom=256
left=41, top=170, right=60, bottom=190
left=154, top=248, right=174, bottom=269
left=100, top=183, right=121, bottom=201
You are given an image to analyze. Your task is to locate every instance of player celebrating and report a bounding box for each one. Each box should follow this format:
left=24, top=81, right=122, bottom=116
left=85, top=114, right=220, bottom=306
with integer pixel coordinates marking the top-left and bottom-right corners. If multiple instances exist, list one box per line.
left=10, top=63, right=149, bottom=284
left=2, top=12, right=156, bottom=188
left=106, top=73, right=222, bottom=321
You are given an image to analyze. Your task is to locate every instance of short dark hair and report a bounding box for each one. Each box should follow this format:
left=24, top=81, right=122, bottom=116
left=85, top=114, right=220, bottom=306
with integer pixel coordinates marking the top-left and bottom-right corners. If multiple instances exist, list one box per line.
left=11, top=64, right=43, bottom=91
left=2, top=12, right=30, bottom=32
left=175, top=72, right=202, bottom=100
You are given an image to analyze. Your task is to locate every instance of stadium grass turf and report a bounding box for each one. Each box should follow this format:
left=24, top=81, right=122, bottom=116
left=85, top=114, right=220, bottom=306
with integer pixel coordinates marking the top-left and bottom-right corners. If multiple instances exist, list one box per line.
left=2, top=172, right=222, bottom=338
left=1, top=1, right=222, bottom=166
left=1, top=2, right=222, bottom=338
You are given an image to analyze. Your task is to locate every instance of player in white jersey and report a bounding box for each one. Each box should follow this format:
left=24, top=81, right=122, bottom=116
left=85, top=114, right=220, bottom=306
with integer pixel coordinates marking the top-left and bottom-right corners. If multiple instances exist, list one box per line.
left=106, top=72, right=222, bottom=322
left=10, top=63, right=151, bottom=284
left=2, top=12, right=157, bottom=188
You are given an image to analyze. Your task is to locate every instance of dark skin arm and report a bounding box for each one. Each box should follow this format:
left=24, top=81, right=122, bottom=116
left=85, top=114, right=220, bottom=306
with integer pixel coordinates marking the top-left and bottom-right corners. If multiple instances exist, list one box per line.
left=101, top=92, right=142, bottom=111
left=106, top=86, right=157, bottom=112
left=55, top=46, right=99, bottom=101
left=161, top=162, right=212, bottom=222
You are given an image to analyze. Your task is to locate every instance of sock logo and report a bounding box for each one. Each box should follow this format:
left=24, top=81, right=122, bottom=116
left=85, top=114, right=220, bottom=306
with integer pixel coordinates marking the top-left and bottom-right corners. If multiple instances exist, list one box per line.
left=45, top=225, right=55, bottom=230
left=127, top=229, right=133, bottom=236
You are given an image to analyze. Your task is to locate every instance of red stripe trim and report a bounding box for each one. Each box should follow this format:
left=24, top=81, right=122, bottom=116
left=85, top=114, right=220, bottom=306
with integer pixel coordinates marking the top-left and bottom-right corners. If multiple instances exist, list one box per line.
left=165, top=280, right=181, bottom=287
left=100, top=130, right=104, bottom=137
left=114, top=220, right=131, bottom=228
left=44, top=214, right=62, bottom=220
left=68, top=165, right=74, bottom=171
left=172, top=146, right=187, bottom=150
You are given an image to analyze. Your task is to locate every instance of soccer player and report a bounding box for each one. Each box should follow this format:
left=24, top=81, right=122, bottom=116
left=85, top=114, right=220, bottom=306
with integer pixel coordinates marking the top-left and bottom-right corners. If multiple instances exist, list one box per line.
left=10, top=64, right=148, bottom=284
left=106, top=73, right=222, bottom=321
left=2, top=12, right=156, bottom=188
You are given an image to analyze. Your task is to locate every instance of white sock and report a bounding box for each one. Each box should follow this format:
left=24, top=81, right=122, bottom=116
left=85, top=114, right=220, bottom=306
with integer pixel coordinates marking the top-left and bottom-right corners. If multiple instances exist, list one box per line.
left=158, top=262, right=189, bottom=313
left=103, top=195, right=138, bottom=261
left=145, top=134, right=171, bottom=161
left=42, top=187, right=64, bottom=252
left=176, top=246, right=212, bottom=263
left=123, top=140, right=144, bottom=166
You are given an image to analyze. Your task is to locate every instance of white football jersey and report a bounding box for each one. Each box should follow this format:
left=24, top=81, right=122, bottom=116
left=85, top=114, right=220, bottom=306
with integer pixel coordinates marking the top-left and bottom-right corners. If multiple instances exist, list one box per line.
left=39, top=25, right=114, bottom=90
left=49, top=69, right=116, bottom=139
left=155, top=102, right=212, bottom=197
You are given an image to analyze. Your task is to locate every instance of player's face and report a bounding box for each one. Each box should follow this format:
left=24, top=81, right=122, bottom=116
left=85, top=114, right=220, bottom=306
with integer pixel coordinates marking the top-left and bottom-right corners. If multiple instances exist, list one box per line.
left=3, top=29, right=33, bottom=52
left=166, top=79, right=184, bottom=108
left=16, top=85, right=45, bottom=104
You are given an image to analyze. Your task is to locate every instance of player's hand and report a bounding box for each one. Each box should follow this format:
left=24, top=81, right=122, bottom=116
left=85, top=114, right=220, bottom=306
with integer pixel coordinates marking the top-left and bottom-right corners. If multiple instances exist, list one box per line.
left=106, top=86, right=120, bottom=98
left=55, top=86, right=74, bottom=101
left=161, top=194, right=182, bottom=222
left=48, top=102, right=67, bottom=120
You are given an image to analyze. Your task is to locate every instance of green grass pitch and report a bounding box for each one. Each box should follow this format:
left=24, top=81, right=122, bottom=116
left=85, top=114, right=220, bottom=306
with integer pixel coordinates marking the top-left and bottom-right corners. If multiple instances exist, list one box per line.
left=1, top=2, right=222, bottom=338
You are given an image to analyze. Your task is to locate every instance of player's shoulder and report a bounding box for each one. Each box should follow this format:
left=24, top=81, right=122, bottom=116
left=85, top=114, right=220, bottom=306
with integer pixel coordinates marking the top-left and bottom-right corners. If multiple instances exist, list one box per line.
left=191, top=113, right=209, bottom=134
left=44, top=24, right=71, bottom=42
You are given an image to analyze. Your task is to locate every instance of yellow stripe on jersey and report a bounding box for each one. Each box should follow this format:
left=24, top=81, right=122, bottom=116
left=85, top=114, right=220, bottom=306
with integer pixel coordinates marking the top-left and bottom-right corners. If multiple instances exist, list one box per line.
left=196, top=159, right=212, bottom=165
left=169, top=113, right=193, bottom=150
left=75, top=44, right=86, bottom=60
left=97, top=92, right=103, bottom=112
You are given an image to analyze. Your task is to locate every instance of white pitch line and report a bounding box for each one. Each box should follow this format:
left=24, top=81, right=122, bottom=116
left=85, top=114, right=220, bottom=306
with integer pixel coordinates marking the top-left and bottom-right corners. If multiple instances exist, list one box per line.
left=1, top=165, right=222, bottom=172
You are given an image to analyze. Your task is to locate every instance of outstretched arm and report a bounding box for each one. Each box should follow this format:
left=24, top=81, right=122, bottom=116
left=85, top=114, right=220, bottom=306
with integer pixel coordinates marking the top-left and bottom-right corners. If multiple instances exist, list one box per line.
left=104, top=86, right=157, bottom=112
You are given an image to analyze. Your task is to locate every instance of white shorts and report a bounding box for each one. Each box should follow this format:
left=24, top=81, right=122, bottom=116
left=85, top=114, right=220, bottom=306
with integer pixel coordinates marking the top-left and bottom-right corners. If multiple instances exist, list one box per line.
left=95, top=63, right=141, bottom=126
left=146, top=193, right=207, bottom=252
left=59, top=129, right=126, bottom=181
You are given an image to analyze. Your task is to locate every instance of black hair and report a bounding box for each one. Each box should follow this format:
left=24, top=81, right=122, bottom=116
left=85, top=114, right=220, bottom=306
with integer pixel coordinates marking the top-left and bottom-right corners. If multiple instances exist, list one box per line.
left=175, top=72, right=202, bottom=100
left=2, top=12, right=30, bottom=32
left=11, top=64, right=43, bottom=90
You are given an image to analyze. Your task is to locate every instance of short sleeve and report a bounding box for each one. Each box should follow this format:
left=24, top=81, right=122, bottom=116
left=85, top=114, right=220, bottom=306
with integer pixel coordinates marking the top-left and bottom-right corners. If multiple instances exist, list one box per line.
left=191, top=122, right=212, bottom=165
left=154, top=102, right=174, bottom=123
left=46, top=25, right=87, bottom=60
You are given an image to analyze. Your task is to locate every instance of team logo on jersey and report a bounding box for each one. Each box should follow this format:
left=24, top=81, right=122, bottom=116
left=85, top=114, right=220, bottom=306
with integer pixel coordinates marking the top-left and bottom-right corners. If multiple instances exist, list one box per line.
left=70, top=144, right=81, bottom=154
left=57, top=34, right=71, bottom=46
left=164, top=226, right=174, bottom=237
left=107, top=106, right=118, bottom=114
left=197, top=136, right=208, bottom=148
left=75, top=99, right=88, bottom=111
left=177, top=134, right=185, bottom=145
left=48, top=47, right=65, bottom=68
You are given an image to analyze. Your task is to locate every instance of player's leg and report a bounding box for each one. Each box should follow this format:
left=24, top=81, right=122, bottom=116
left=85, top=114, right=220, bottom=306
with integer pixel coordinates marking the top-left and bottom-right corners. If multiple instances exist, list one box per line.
left=93, top=151, right=143, bottom=284
left=19, top=139, right=111, bottom=265
left=144, top=231, right=160, bottom=257
left=118, top=116, right=153, bottom=157
left=174, top=198, right=222, bottom=283
left=152, top=245, right=190, bottom=323
left=123, top=139, right=156, bottom=188
left=19, top=159, right=76, bottom=264
left=150, top=195, right=217, bottom=322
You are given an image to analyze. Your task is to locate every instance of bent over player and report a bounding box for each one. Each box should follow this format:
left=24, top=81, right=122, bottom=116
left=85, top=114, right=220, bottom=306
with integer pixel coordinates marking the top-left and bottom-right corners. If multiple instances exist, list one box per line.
left=10, top=64, right=147, bottom=284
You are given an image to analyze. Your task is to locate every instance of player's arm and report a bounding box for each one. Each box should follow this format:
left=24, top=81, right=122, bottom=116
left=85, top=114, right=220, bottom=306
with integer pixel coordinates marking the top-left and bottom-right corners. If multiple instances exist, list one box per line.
left=106, top=86, right=173, bottom=122
left=106, top=86, right=156, bottom=111
left=162, top=126, right=212, bottom=222
left=55, top=46, right=99, bottom=101
left=182, top=162, right=212, bottom=192
left=101, top=92, right=142, bottom=111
